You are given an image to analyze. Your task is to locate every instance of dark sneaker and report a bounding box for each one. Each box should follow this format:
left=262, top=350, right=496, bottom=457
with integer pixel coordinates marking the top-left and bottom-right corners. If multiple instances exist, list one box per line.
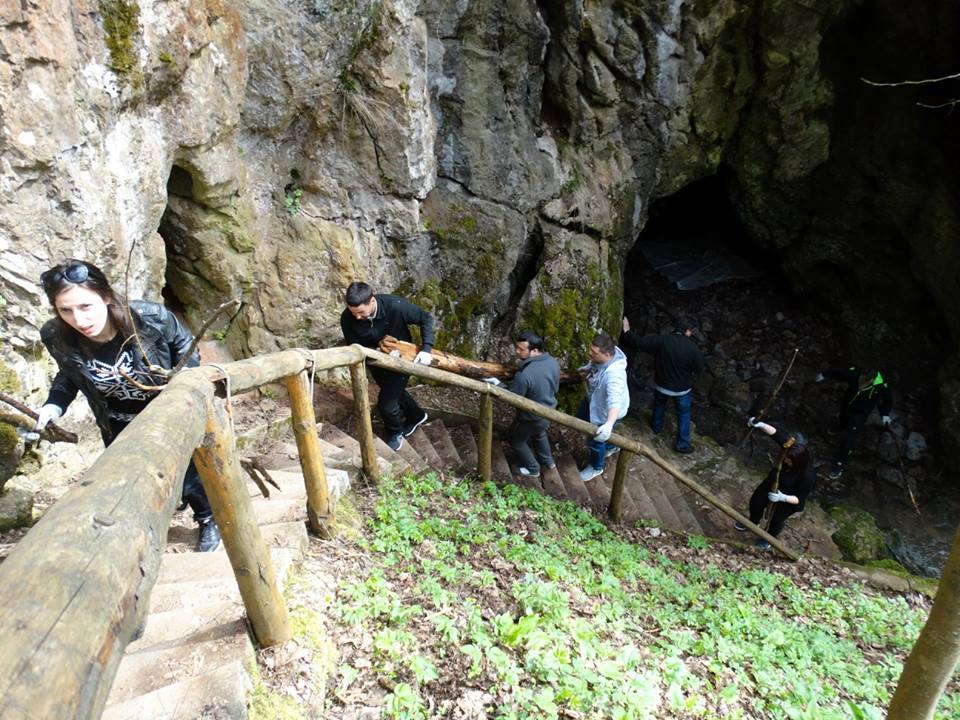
left=674, top=445, right=694, bottom=454
left=387, top=434, right=404, bottom=452
left=734, top=521, right=747, bottom=532
left=828, top=463, right=844, bottom=480
left=197, top=518, right=221, bottom=552
left=755, top=539, right=771, bottom=549
left=403, top=411, right=429, bottom=437
left=517, top=467, right=540, bottom=479
left=543, top=461, right=557, bottom=470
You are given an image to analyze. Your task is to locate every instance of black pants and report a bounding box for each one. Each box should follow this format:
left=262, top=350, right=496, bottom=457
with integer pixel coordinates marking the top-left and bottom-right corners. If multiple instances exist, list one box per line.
left=835, top=410, right=868, bottom=465
left=509, top=416, right=553, bottom=472
left=369, top=366, right=424, bottom=436
left=748, top=485, right=799, bottom=537
left=108, top=419, right=213, bottom=523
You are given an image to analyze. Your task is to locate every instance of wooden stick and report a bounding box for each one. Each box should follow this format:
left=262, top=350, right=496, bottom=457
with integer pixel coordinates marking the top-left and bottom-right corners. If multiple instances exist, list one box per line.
left=478, top=392, right=493, bottom=481
left=608, top=450, right=631, bottom=522
left=738, top=347, right=799, bottom=449
left=0, top=391, right=78, bottom=443
left=285, top=368, right=335, bottom=537
left=349, top=362, right=380, bottom=483
left=192, top=397, right=291, bottom=647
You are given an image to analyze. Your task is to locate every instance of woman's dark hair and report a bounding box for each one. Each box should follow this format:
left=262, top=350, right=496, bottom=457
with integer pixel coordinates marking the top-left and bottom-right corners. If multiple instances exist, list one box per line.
left=784, top=441, right=811, bottom=472
left=41, top=259, right=132, bottom=347
left=345, top=281, right=374, bottom=307
left=516, top=329, right=544, bottom=351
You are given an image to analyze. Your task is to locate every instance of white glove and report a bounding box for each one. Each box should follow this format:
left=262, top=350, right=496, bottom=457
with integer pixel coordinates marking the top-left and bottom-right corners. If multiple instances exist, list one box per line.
left=482, top=377, right=501, bottom=386
left=35, top=403, right=63, bottom=431
left=595, top=421, right=614, bottom=442
left=767, top=490, right=789, bottom=503
left=414, top=350, right=433, bottom=365
left=881, top=415, right=891, bottom=427
left=814, top=372, right=825, bottom=383
left=622, top=316, right=630, bottom=332
left=388, top=349, right=401, bottom=358
left=747, top=416, right=759, bottom=427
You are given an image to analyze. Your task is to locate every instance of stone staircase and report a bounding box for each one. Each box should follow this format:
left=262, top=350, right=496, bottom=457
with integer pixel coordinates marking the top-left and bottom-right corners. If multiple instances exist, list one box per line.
left=101, top=413, right=716, bottom=718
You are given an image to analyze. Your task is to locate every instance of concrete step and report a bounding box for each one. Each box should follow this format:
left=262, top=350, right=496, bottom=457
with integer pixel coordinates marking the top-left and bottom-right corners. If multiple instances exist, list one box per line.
left=643, top=470, right=685, bottom=531
left=601, top=463, right=640, bottom=523
left=406, top=427, right=443, bottom=469
left=489, top=441, right=513, bottom=483
left=102, top=659, right=248, bottom=720
left=246, top=497, right=306, bottom=526
left=622, top=468, right=660, bottom=525
left=660, top=479, right=705, bottom=535
left=581, top=466, right=611, bottom=510
left=156, top=548, right=295, bottom=587
left=449, top=425, right=479, bottom=476
left=555, top=455, right=592, bottom=506
left=373, top=434, right=414, bottom=476
left=260, top=520, right=309, bottom=556
left=320, top=423, right=401, bottom=477
left=421, top=420, right=462, bottom=470
left=540, top=465, right=567, bottom=501
left=127, top=601, right=244, bottom=652
left=107, top=619, right=252, bottom=704
left=391, top=430, right=432, bottom=474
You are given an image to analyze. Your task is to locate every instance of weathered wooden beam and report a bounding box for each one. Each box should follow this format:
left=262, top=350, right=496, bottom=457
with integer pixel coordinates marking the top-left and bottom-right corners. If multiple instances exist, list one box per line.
left=360, top=347, right=799, bottom=560
left=349, top=359, right=380, bottom=482
left=284, top=368, right=334, bottom=538
left=202, top=346, right=363, bottom=393
left=0, top=370, right=212, bottom=720
left=193, top=396, right=291, bottom=647
left=608, top=449, right=632, bottom=522
left=478, top=391, right=493, bottom=481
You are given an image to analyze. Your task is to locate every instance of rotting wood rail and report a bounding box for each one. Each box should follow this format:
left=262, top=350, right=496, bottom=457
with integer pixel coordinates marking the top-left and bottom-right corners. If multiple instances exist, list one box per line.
left=0, top=343, right=796, bottom=720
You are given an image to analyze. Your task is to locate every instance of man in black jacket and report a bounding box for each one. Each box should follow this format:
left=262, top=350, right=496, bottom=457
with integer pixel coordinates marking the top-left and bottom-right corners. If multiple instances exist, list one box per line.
left=620, top=315, right=706, bottom=453
left=484, top=330, right=560, bottom=478
left=340, top=281, right=435, bottom=451
left=815, top=366, right=893, bottom=479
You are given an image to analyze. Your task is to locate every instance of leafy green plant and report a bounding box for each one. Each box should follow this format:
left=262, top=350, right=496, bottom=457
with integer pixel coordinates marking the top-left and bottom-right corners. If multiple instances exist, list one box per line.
left=285, top=186, right=303, bottom=215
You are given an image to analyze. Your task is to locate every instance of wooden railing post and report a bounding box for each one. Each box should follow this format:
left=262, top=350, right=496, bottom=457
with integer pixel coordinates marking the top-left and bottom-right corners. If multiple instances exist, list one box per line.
left=193, top=396, right=291, bottom=647
left=608, top=449, right=632, bottom=521
left=349, top=361, right=381, bottom=482
left=478, top=391, right=493, bottom=481
left=284, top=368, right=334, bottom=538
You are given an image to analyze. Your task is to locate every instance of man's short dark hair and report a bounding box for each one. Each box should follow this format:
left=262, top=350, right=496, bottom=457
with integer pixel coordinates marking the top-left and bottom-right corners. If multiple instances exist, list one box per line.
left=345, top=281, right=374, bottom=307
left=675, top=315, right=698, bottom=334
left=516, top=330, right=544, bottom=351
left=591, top=332, right=615, bottom=356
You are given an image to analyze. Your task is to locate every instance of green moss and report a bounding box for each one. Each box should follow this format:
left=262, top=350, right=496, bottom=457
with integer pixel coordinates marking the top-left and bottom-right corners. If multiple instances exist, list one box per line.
left=864, top=558, right=907, bottom=573
left=100, top=0, right=142, bottom=86
left=829, top=504, right=888, bottom=564
left=0, top=360, right=21, bottom=394
left=246, top=661, right=305, bottom=720
left=0, top=423, right=18, bottom=457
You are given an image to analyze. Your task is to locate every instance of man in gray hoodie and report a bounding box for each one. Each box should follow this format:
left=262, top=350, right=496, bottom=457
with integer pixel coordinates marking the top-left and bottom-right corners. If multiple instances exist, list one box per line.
left=577, top=332, right=630, bottom=482
left=485, top=330, right=560, bottom=478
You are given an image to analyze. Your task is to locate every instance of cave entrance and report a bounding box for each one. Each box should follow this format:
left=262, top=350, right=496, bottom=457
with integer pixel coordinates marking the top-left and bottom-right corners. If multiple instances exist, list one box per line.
left=625, top=174, right=764, bottom=306
left=157, top=164, right=196, bottom=324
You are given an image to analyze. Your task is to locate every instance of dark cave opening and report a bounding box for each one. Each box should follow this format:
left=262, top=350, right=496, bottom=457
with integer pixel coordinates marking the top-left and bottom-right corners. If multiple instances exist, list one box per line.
left=157, top=165, right=195, bottom=323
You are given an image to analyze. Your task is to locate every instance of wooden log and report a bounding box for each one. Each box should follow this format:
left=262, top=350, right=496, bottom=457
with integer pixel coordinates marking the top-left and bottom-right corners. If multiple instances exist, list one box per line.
left=360, top=347, right=800, bottom=560
left=349, top=361, right=380, bottom=483
left=202, top=346, right=363, bottom=393
left=377, top=336, right=584, bottom=384
left=193, top=397, right=291, bottom=647
left=0, top=371, right=212, bottom=720
left=284, top=368, right=334, bottom=538
left=0, top=391, right=78, bottom=443
left=608, top=449, right=632, bottom=522
left=478, top=391, right=493, bottom=482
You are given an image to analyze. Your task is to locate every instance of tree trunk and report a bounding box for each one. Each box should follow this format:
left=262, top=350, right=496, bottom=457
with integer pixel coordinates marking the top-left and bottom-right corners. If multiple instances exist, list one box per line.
left=377, top=336, right=584, bottom=383
left=887, top=525, right=960, bottom=720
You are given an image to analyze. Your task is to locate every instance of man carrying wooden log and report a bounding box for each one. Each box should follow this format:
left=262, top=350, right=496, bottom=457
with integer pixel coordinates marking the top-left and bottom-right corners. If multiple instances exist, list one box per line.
left=577, top=333, right=630, bottom=482
left=482, top=330, right=560, bottom=478
left=341, top=282, right=434, bottom=451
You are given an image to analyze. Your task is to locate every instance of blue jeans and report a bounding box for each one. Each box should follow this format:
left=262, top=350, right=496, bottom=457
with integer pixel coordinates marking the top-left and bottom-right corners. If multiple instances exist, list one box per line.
left=652, top=390, right=693, bottom=451
left=577, top=399, right=619, bottom=471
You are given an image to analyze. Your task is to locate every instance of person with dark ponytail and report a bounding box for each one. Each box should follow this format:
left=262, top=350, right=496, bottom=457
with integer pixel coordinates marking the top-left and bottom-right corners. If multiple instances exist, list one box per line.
left=739, top=417, right=816, bottom=548
left=35, top=259, right=221, bottom=552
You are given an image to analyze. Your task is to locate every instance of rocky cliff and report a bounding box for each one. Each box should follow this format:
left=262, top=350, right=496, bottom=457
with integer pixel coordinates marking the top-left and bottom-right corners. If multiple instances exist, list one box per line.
left=0, top=0, right=957, bottom=462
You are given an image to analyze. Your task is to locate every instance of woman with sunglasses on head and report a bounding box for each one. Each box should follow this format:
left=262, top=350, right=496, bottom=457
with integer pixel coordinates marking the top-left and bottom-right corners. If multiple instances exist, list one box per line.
left=35, top=259, right=221, bottom=552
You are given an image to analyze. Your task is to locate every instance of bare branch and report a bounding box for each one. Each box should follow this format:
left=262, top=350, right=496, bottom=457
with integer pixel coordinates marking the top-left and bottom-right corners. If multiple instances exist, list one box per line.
left=170, top=297, right=242, bottom=374
left=917, top=99, right=960, bottom=110
left=862, top=70, right=960, bottom=87
left=0, top=392, right=78, bottom=443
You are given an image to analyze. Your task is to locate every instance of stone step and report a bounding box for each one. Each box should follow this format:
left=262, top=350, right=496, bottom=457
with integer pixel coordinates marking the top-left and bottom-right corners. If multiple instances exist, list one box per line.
left=641, top=469, right=685, bottom=531
left=246, top=497, right=306, bottom=526
left=661, top=478, right=705, bottom=535
left=581, top=466, right=612, bottom=510
left=260, top=520, right=309, bottom=556
left=489, top=441, right=513, bottom=483
left=102, top=659, right=248, bottom=720
left=319, top=424, right=396, bottom=477
left=373, top=434, right=414, bottom=475
left=540, top=465, right=567, bottom=501
left=555, top=455, right=592, bottom=506
left=391, top=430, right=432, bottom=474
left=601, top=463, right=640, bottom=524
left=127, top=600, right=244, bottom=652
left=421, top=420, right=462, bottom=470
left=406, top=427, right=444, bottom=469
left=106, top=619, right=252, bottom=705
left=449, top=425, right=479, bottom=475
left=497, top=441, right=541, bottom=491
left=156, top=548, right=295, bottom=587
left=622, top=468, right=660, bottom=525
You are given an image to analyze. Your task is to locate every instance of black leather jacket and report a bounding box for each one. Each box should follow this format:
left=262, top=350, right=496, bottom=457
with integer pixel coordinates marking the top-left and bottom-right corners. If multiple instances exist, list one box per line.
left=40, top=301, right=198, bottom=444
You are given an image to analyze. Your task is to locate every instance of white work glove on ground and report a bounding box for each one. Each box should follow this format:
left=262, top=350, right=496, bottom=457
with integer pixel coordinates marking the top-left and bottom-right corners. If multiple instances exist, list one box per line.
left=595, top=421, right=614, bottom=442
left=414, top=350, right=433, bottom=365
left=482, top=377, right=501, bottom=386
left=35, top=404, right=63, bottom=431
left=814, top=372, right=825, bottom=383
left=881, top=415, right=891, bottom=427
left=767, top=490, right=789, bottom=503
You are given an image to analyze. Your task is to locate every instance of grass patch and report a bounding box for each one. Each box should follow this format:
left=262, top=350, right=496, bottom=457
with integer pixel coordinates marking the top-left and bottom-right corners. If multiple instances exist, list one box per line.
left=326, top=473, right=959, bottom=719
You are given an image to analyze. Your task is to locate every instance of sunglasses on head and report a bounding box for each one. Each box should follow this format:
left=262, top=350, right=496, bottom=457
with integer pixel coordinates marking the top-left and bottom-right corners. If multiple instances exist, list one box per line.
left=41, top=262, right=89, bottom=289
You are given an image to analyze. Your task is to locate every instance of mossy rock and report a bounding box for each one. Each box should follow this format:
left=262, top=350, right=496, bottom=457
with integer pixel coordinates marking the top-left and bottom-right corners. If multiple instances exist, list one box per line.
left=864, top=558, right=907, bottom=574
left=828, top=504, right=887, bottom=564
left=0, top=359, right=21, bottom=394
left=0, top=478, right=34, bottom=532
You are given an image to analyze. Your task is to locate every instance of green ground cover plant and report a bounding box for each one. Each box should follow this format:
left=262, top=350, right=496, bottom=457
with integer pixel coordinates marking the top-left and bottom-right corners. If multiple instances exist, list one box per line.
left=326, top=472, right=959, bottom=719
